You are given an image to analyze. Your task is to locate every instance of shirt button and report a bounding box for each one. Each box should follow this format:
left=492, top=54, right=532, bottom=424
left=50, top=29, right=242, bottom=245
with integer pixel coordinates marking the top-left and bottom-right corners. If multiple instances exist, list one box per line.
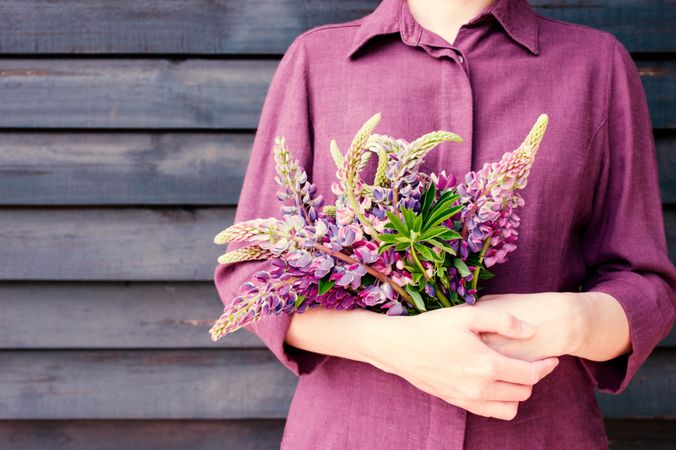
left=458, top=55, right=464, bottom=64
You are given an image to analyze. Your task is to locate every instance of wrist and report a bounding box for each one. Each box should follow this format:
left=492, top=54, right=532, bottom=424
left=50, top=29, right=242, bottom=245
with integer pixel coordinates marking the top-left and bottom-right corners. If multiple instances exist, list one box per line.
left=565, top=292, right=594, bottom=357
left=356, top=311, right=410, bottom=373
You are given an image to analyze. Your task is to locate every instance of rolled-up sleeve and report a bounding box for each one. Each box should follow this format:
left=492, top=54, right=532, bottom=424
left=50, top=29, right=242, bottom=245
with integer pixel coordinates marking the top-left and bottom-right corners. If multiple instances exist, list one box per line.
left=213, top=35, right=330, bottom=377
left=578, top=37, right=676, bottom=395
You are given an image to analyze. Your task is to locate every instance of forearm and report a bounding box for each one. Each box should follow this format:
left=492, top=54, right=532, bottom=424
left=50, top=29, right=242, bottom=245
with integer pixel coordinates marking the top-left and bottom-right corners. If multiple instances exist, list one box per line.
left=284, top=306, right=393, bottom=366
left=571, top=291, right=632, bottom=361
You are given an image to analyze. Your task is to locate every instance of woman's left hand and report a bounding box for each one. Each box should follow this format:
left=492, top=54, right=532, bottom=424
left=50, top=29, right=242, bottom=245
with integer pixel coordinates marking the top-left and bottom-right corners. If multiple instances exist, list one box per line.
left=453, top=292, right=586, bottom=362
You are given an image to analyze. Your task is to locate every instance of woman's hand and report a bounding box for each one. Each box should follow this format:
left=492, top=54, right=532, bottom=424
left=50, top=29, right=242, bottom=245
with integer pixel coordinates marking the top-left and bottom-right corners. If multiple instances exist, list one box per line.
left=364, top=306, right=560, bottom=421
left=455, top=292, right=585, bottom=362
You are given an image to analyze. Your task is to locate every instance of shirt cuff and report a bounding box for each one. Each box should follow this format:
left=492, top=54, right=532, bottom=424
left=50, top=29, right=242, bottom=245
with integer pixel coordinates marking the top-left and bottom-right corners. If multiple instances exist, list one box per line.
left=577, top=277, right=674, bottom=395
left=244, top=311, right=331, bottom=377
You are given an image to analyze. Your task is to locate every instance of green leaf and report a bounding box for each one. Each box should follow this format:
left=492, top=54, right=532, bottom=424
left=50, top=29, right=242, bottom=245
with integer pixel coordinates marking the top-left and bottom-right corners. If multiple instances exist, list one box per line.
left=378, top=243, right=394, bottom=254
left=375, top=233, right=399, bottom=244
left=423, top=208, right=459, bottom=232
left=405, top=284, right=427, bottom=311
left=478, top=268, right=496, bottom=280
left=385, top=210, right=409, bottom=235
left=412, top=210, right=423, bottom=233
left=395, top=241, right=411, bottom=251
left=294, top=295, right=306, bottom=309
left=418, top=226, right=449, bottom=241
left=318, top=276, right=336, bottom=295
left=361, top=273, right=377, bottom=286
left=426, top=238, right=456, bottom=255
left=420, top=182, right=436, bottom=221
left=401, top=207, right=417, bottom=232
left=414, top=243, right=441, bottom=263
left=436, top=228, right=462, bottom=241
left=453, top=258, right=472, bottom=278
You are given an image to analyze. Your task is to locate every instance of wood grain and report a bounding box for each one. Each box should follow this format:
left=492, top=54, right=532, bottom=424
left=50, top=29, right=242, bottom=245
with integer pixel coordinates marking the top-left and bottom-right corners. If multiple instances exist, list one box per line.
left=0, top=348, right=673, bottom=419
left=0, top=418, right=673, bottom=449
left=0, top=131, right=673, bottom=206
left=0, top=1, right=671, bottom=54
left=0, top=282, right=671, bottom=349
left=0, top=207, right=673, bottom=281
left=0, top=58, right=671, bottom=129
left=0, top=282, right=261, bottom=349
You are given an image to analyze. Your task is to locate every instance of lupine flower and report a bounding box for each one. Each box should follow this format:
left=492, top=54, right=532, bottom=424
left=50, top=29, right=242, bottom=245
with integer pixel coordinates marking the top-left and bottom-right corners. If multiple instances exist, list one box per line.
left=209, top=113, right=548, bottom=340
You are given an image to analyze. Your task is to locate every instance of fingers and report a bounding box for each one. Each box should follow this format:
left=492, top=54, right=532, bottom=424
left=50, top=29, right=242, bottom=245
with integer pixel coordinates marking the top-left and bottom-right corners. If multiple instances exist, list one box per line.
left=466, top=308, right=535, bottom=339
left=488, top=348, right=560, bottom=385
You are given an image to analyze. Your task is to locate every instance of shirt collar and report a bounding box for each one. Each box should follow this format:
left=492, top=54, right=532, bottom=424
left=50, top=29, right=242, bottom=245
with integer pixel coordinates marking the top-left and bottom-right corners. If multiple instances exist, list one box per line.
left=346, top=0, right=540, bottom=59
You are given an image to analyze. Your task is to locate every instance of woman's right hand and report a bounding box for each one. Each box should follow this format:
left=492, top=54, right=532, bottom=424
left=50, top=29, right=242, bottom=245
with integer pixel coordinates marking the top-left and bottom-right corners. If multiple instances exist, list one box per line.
left=364, top=306, right=560, bottom=421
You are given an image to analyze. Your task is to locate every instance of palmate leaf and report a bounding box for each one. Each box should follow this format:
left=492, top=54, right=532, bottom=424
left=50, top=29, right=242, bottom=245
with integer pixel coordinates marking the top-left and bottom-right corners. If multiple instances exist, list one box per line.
left=374, top=232, right=399, bottom=244
left=401, top=207, right=418, bottom=233
left=318, top=275, right=336, bottom=295
left=385, top=210, right=409, bottom=235
left=418, top=225, right=450, bottom=241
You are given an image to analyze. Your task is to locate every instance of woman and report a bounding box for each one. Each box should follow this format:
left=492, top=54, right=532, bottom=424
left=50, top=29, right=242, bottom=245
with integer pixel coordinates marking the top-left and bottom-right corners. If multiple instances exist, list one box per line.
left=214, top=0, right=676, bottom=448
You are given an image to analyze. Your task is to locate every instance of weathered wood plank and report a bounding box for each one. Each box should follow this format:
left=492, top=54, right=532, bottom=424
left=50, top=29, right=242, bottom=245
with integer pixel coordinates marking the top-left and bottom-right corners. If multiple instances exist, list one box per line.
left=0, top=58, right=671, bottom=129
left=0, top=1, right=671, bottom=54
left=0, top=349, right=298, bottom=419
left=595, top=348, right=676, bottom=419
left=0, top=207, right=673, bottom=281
left=0, top=59, right=274, bottom=129
left=1, top=282, right=672, bottom=349
left=605, top=419, right=676, bottom=449
left=0, top=282, right=261, bottom=349
left=0, top=132, right=250, bottom=205
left=0, top=348, right=673, bottom=419
left=0, top=418, right=673, bottom=450
left=0, top=207, right=232, bottom=281
left=0, top=419, right=285, bottom=450
left=0, top=131, right=674, bottom=206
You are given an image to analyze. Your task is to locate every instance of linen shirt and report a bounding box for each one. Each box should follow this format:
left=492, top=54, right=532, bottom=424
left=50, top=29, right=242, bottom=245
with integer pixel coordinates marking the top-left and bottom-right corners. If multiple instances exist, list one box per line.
left=213, top=0, right=676, bottom=448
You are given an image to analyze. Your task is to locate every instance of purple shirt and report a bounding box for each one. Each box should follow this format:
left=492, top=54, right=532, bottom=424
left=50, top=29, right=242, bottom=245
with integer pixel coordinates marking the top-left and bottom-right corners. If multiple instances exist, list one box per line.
left=214, top=0, right=676, bottom=448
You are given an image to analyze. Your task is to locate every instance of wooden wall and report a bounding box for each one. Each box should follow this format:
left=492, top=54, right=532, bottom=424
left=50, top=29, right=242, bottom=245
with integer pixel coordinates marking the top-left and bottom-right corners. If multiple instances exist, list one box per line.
left=0, top=1, right=673, bottom=448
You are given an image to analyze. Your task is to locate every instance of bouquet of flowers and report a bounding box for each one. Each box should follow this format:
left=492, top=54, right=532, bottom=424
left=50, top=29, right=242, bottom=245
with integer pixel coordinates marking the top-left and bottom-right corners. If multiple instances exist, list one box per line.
left=209, top=112, right=549, bottom=341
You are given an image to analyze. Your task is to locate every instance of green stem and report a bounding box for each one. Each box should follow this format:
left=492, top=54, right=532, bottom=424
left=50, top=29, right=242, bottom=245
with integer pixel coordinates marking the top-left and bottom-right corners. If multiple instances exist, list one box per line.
left=301, top=239, right=418, bottom=311
left=409, top=245, right=451, bottom=308
left=471, top=238, right=492, bottom=291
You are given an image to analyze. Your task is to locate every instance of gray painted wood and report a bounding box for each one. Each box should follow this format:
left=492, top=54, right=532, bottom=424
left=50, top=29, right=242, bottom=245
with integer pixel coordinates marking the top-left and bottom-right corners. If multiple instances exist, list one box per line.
left=0, top=282, right=672, bottom=350
left=0, top=131, right=673, bottom=206
left=0, top=1, right=671, bottom=54
left=0, top=59, right=273, bottom=129
left=0, top=207, right=673, bottom=281
left=0, top=282, right=261, bottom=349
left=0, top=348, right=673, bottom=419
left=595, top=348, right=676, bottom=419
left=0, top=58, right=671, bottom=129
left=0, top=132, right=251, bottom=205
left=0, top=418, right=673, bottom=449
left=0, top=420, right=286, bottom=450
left=0, top=207, right=233, bottom=281
left=0, top=349, right=298, bottom=419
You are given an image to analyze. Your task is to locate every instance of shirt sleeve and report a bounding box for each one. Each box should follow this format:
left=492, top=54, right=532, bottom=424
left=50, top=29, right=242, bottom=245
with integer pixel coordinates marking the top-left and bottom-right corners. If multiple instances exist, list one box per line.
left=577, top=37, right=676, bottom=395
left=212, top=34, right=330, bottom=377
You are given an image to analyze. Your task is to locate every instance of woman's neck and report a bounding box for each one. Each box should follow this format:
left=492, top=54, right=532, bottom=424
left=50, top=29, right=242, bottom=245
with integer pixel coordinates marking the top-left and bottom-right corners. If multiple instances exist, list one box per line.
left=405, top=0, right=497, bottom=46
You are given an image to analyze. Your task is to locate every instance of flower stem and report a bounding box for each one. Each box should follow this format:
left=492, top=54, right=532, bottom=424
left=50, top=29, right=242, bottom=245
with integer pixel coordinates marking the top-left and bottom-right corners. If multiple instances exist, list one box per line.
left=304, top=239, right=419, bottom=311
left=409, top=245, right=451, bottom=308
left=471, top=237, right=492, bottom=291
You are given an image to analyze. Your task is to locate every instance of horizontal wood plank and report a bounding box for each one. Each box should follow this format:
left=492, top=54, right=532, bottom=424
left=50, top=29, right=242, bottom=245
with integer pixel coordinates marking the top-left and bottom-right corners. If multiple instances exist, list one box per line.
left=0, top=348, right=673, bottom=419
left=0, top=418, right=673, bottom=449
left=0, top=58, right=671, bottom=129
left=0, top=349, right=298, bottom=419
left=0, top=207, right=232, bottom=281
left=0, top=131, right=674, bottom=205
left=0, top=419, right=285, bottom=450
left=0, top=132, right=250, bottom=205
left=0, top=282, right=672, bottom=349
left=605, top=419, right=676, bottom=449
left=0, top=1, right=671, bottom=54
left=0, top=282, right=261, bottom=349
left=0, top=207, right=673, bottom=281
